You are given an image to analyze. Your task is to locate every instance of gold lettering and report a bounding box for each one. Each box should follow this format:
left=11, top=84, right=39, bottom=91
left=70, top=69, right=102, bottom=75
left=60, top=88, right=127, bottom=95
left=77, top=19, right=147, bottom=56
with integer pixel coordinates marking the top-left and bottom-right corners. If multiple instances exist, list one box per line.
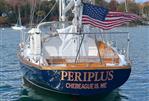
left=66, top=83, right=70, bottom=88
left=74, top=72, right=82, bottom=81
left=90, top=84, right=94, bottom=89
left=100, top=72, right=107, bottom=81
left=94, top=83, right=99, bottom=89
left=81, top=84, right=87, bottom=89
left=100, top=83, right=107, bottom=88
left=94, top=72, right=100, bottom=81
left=74, top=83, right=81, bottom=88
left=68, top=72, right=74, bottom=81
left=62, top=71, right=114, bottom=82
left=88, top=72, right=95, bottom=81
left=61, top=71, right=68, bottom=80
left=83, top=72, right=87, bottom=81
left=71, top=83, right=75, bottom=88
left=108, top=71, right=114, bottom=80
left=65, top=83, right=108, bottom=89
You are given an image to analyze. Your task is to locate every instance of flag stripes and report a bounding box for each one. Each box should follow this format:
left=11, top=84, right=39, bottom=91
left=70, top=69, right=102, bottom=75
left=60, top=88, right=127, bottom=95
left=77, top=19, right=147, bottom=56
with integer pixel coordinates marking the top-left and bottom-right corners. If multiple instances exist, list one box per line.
left=82, top=4, right=140, bottom=30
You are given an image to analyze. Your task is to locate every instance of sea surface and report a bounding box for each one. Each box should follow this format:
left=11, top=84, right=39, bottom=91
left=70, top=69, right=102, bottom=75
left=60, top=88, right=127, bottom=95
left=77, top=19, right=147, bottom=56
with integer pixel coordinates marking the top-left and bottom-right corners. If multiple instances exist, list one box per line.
left=0, top=26, right=149, bottom=101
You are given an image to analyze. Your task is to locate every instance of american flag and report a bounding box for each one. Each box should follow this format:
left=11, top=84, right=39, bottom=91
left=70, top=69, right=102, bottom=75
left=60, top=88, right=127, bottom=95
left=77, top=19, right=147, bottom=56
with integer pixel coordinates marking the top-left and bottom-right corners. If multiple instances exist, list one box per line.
left=82, top=3, right=140, bottom=30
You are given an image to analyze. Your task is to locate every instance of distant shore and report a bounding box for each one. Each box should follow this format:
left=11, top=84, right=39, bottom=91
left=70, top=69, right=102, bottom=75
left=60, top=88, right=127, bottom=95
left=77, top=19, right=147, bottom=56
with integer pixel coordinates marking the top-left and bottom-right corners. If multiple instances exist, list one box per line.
left=0, top=21, right=149, bottom=28
left=0, top=0, right=149, bottom=28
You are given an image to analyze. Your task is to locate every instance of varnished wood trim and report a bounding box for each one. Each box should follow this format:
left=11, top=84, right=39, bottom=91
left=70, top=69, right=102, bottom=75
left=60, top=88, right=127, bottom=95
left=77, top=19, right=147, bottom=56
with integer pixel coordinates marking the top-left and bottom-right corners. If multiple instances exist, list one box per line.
left=41, top=65, right=130, bottom=70
left=17, top=53, right=42, bottom=70
left=17, top=53, right=131, bottom=70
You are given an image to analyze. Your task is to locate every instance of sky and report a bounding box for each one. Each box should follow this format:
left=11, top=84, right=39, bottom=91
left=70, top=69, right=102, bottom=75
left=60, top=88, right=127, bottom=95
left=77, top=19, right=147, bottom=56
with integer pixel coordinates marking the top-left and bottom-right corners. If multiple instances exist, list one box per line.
left=136, top=0, right=149, bottom=3
left=106, top=0, right=149, bottom=3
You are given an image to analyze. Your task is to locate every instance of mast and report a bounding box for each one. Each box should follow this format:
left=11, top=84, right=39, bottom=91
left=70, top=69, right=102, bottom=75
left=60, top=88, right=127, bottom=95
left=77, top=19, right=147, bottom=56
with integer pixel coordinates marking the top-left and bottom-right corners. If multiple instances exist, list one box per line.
left=125, top=0, right=128, bottom=12
left=59, top=0, right=66, bottom=21
left=18, top=7, right=22, bottom=26
left=29, top=0, right=37, bottom=27
left=73, top=0, right=79, bottom=32
left=59, top=0, right=82, bottom=31
left=62, top=0, right=66, bottom=21
left=59, top=0, right=62, bottom=21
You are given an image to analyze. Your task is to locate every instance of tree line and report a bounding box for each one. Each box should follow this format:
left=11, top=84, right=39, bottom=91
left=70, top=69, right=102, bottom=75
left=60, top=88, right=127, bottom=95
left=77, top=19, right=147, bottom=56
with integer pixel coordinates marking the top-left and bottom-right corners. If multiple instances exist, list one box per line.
left=0, top=0, right=149, bottom=26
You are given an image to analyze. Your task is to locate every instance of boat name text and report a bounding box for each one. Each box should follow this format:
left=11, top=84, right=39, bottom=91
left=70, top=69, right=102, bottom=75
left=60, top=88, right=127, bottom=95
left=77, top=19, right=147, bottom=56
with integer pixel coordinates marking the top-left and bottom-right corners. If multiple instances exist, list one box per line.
left=61, top=71, right=114, bottom=82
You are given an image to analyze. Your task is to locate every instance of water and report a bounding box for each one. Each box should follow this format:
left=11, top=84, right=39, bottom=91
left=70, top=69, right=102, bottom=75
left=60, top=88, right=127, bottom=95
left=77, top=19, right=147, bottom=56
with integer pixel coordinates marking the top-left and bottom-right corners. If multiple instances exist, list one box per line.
left=0, top=26, right=149, bottom=101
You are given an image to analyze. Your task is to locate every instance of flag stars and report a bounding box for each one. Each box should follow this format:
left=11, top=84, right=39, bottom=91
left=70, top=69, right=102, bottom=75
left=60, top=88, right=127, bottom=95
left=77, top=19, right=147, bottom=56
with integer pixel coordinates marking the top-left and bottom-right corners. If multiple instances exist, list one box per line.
left=83, top=3, right=108, bottom=21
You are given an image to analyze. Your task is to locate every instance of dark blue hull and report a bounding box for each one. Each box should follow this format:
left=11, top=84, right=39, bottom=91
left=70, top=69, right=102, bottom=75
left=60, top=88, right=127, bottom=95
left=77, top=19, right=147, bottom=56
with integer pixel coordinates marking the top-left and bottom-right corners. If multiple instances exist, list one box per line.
left=21, top=62, right=131, bottom=95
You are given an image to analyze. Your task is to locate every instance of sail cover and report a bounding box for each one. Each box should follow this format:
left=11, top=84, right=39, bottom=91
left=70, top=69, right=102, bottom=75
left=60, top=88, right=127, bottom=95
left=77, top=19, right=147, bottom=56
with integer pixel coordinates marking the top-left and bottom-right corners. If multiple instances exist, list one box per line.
left=57, top=25, right=87, bottom=56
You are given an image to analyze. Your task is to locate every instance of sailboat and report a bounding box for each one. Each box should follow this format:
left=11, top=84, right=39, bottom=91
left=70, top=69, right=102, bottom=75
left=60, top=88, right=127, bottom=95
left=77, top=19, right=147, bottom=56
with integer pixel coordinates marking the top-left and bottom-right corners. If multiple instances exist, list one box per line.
left=17, top=0, right=139, bottom=95
left=12, top=8, right=26, bottom=30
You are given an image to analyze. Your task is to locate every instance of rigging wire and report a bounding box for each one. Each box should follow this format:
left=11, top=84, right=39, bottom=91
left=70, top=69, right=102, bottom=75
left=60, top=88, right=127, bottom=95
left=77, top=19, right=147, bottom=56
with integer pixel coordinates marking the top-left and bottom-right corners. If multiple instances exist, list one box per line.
left=29, top=0, right=37, bottom=28
left=38, top=2, right=57, bottom=25
left=75, top=34, right=85, bottom=63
